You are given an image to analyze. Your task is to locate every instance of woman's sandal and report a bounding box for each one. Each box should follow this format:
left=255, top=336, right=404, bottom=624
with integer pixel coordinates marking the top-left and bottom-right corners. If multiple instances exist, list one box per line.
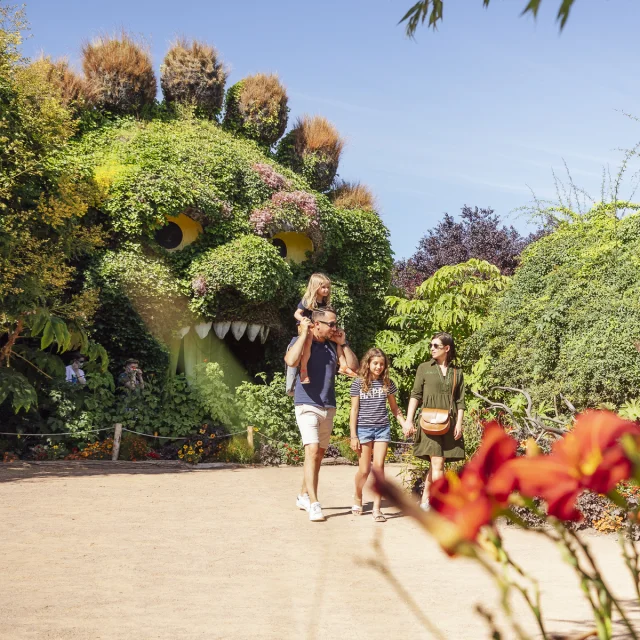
left=372, top=510, right=387, bottom=523
left=352, top=499, right=363, bottom=516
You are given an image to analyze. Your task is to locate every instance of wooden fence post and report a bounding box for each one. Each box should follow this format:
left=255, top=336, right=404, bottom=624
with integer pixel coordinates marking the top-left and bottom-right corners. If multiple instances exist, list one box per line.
left=112, top=424, right=122, bottom=461
left=247, top=425, right=254, bottom=451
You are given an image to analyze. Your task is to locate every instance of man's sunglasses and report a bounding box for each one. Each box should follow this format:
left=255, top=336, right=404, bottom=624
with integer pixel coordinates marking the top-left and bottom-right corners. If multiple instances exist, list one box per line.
left=317, top=320, right=338, bottom=328
left=430, top=343, right=445, bottom=349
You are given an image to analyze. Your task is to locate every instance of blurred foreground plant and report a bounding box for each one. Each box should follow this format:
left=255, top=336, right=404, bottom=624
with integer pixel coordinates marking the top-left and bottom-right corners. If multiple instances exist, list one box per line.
left=373, top=411, right=640, bottom=639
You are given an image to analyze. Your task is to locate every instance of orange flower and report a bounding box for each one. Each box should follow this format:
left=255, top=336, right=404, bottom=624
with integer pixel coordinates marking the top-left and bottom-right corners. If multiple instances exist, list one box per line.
left=494, top=411, right=639, bottom=521
left=429, top=422, right=517, bottom=547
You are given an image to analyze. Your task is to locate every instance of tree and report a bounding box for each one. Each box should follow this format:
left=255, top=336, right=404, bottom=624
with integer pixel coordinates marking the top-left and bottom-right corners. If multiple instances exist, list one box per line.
left=0, top=5, right=106, bottom=412
left=377, top=259, right=510, bottom=382
left=393, top=205, right=539, bottom=296
left=400, top=0, right=577, bottom=37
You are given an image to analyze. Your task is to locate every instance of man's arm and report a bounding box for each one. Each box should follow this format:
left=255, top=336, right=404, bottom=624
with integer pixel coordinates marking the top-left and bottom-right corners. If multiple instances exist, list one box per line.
left=284, top=319, right=311, bottom=367
left=332, top=329, right=358, bottom=371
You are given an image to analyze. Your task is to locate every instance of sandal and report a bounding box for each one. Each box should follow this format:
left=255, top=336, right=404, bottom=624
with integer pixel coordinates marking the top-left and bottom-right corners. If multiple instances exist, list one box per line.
left=300, top=369, right=310, bottom=384
left=352, top=499, right=363, bottom=516
left=372, top=509, right=387, bottom=523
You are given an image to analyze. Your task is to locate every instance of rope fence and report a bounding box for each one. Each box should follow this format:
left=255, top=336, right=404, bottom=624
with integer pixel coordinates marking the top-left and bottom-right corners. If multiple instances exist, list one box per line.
left=2, top=422, right=413, bottom=463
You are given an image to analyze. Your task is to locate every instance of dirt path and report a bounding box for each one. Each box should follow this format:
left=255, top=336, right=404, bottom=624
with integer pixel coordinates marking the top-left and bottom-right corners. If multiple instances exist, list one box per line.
left=1, top=462, right=638, bottom=640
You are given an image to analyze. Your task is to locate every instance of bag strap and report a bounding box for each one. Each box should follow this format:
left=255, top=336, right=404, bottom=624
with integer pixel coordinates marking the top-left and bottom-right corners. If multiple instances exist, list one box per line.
left=448, top=367, right=457, bottom=414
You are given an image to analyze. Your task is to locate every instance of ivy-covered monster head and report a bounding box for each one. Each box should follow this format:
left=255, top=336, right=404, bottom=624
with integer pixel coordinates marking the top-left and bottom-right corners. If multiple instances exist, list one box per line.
left=66, top=40, right=392, bottom=381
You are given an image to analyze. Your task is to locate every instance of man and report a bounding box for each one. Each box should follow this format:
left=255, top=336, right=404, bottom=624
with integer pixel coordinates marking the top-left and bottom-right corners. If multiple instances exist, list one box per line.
left=118, top=359, right=145, bottom=391
left=284, top=307, right=359, bottom=522
left=65, top=354, right=86, bottom=385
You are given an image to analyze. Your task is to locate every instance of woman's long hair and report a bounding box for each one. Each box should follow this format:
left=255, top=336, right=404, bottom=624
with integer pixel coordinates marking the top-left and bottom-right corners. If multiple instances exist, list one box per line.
left=432, top=332, right=457, bottom=365
left=357, top=348, right=391, bottom=393
left=301, top=272, right=331, bottom=309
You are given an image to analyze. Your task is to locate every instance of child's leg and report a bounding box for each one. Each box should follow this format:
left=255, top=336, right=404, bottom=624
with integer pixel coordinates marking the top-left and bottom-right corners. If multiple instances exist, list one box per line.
left=354, top=441, right=373, bottom=510
left=337, top=344, right=357, bottom=378
left=371, top=441, right=389, bottom=514
left=300, top=332, right=313, bottom=384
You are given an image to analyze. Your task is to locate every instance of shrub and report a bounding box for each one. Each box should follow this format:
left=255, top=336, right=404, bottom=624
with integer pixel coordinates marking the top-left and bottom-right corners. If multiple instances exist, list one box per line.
left=31, top=56, right=89, bottom=110
left=470, top=209, right=640, bottom=409
left=236, top=373, right=298, bottom=444
left=82, top=32, right=156, bottom=114
left=223, top=73, right=289, bottom=146
left=276, top=115, right=344, bottom=192
left=188, top=235, right=293, bottom=318
left=118, top=433, right=148, bottom=461
left=330, top=181, right=376, bottom=212
left=185, top=422, right=228, bottom=461
left=221, top=436, right=256, bottom=464
left=160, top=39, right=227, bottom=117
left=190, top=362, right=238, bottom=426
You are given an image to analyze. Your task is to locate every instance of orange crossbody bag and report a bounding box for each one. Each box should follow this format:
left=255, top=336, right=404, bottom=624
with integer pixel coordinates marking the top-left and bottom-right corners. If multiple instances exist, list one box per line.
left=419, top=368, right=457, bottom=436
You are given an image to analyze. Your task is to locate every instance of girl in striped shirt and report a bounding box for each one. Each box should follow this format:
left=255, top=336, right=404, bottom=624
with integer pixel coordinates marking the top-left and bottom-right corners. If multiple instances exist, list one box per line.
left=349, top=348, right=408, bottom=522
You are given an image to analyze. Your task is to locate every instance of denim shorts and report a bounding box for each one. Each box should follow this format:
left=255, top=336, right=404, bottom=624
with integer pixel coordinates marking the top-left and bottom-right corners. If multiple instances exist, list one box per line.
left=357, top=424, right=391, bottom=443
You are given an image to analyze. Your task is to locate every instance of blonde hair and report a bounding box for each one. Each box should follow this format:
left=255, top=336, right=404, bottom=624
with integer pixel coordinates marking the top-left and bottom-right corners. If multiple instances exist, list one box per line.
left=301, top=272, right=331, bottom=310
left=357, top=348, right=391, bottom=394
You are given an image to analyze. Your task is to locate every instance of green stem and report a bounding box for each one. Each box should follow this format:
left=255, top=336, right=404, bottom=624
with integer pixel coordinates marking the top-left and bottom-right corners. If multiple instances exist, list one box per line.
left=566, top=527, right=638, bottom=640
left=487, top=528, right=549, bottom=639
left=474, top=550, right=533, bottom=640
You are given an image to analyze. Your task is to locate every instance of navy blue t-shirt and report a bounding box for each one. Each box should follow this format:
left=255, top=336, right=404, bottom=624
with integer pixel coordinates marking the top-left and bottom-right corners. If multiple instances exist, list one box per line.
left=296, top=298, right=327, bottom=322
left=288, top=336, right=338, bottom=408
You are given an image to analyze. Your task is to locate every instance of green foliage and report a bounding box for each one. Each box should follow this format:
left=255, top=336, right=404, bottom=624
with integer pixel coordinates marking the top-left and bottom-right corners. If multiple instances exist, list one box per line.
left=618, top=398, right=640, bottom=422
left=400, top=0, right=576, bottom=37
left=118, top=433, right=148, bottom=461
left=190, top=362, right=238, bottom=426
left=188, top=235, right=293, bottom=319
left=471, top=210, right=640, bottom=409
left=317, top=206, right=393, bottom=355
left=0, top=10, right=106, bottom=413
left=235, top=373, right=298, bottom=444
left=221, top=436, right=256, bottom=464
left=378, top=259, right=510, bottom=375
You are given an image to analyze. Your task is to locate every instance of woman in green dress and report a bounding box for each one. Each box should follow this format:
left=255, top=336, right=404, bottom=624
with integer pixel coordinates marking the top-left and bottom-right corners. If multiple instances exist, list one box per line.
left=403, top=332, right=465, bottom=511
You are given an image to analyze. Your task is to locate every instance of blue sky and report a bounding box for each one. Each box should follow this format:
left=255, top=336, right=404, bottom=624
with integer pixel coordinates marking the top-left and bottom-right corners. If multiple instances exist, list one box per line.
left=20, top=0, right=640, bottom=259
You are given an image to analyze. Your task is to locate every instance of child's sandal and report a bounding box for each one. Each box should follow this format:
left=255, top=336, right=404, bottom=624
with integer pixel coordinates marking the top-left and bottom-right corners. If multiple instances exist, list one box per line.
left=372, top=510, right=387, bottom=523
left=300, top=370, right=310, bottom=384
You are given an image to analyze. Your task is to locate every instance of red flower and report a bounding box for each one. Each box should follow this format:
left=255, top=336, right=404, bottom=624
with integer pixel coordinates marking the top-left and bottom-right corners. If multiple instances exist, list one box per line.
left=493, top=411, right=639, bottom=520
left=429, top=422, right=517, bottom=548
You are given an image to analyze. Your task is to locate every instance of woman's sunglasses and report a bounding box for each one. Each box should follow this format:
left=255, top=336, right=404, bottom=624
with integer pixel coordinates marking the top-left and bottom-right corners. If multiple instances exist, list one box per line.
left=317, top=320, right=338, bottom=328
left=430, top=343, right=445, bottom=349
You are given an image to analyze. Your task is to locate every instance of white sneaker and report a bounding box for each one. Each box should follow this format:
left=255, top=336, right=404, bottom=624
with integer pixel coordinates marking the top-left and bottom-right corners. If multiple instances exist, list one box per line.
left=420, top=501, right=431, bottom=512
left=309, top=502, right=325, bottom=522
left=296, top=493, right=310, bottom=512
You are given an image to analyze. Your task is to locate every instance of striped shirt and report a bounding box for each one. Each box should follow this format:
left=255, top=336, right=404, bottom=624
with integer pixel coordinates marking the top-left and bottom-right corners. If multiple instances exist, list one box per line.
left=350, top=378, right=398, bottom=425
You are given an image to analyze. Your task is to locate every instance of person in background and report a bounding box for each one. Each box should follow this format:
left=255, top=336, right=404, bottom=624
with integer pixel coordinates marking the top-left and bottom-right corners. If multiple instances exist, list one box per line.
left=65, top=354, right=86, bottom=385
left=118, top=359, right=145, bottom=391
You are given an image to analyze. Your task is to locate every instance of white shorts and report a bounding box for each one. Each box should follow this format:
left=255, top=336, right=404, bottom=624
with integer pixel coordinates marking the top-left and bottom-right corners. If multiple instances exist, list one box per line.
left=295, top=404, right=336, bottom=449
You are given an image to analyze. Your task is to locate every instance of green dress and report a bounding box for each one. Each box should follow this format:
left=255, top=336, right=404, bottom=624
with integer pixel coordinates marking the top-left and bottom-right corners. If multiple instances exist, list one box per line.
left=411, top=359, right=466, bottom=462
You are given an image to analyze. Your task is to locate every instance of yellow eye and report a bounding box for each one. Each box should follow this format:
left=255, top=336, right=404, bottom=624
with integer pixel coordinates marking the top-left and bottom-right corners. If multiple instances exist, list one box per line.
left=271, top=232, right=314, bottom=264
left=155, top=213, right=203, bottom=251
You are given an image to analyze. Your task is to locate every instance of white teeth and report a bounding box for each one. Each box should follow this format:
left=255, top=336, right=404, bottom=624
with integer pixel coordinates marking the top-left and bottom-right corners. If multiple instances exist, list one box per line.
left=246, top=324, right=261, bottom=342
left=195, top=321, right=212, bottom=339
left=259, top=326, right=270, bottom=343
left=231, top=321, right=248, bottom=340
left=178, top=326, right=191, bottom=338
left=213, top=321, right=231, bottom=339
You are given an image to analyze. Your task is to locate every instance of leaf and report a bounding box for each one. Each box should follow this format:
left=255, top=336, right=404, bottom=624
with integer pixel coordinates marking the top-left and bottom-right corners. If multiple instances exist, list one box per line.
left=40, top=320, right=55, bottom=350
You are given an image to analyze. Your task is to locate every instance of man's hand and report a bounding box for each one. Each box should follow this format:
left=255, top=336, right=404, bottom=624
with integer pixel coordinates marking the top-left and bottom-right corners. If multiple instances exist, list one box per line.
left=332, top=328, right=347, bottom=346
